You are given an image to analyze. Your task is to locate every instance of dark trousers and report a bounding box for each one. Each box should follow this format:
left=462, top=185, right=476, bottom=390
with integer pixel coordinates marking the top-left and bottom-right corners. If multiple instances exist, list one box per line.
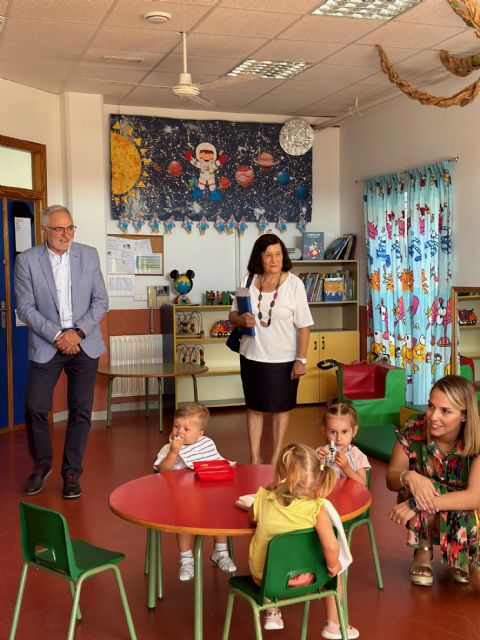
left=24, top=349, right=99, bottom=477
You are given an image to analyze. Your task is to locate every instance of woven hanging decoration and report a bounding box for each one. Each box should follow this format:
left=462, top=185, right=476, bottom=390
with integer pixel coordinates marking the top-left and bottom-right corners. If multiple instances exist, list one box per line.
left=377, top=0, right=480, bottom=108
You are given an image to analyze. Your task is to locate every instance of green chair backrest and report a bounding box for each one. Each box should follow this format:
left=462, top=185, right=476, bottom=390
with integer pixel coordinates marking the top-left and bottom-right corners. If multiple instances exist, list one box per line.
left=19, top=502, right=80, bottom=580
left=260, top=528, right=334, bottom=603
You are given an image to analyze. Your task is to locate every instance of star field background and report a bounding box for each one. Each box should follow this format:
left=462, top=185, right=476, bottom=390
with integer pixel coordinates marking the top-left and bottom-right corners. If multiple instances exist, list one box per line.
left=110, top=114, right=312, bottom=224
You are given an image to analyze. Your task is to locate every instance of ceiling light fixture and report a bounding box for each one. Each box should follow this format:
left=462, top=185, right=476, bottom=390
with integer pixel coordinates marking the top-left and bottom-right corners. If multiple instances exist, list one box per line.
left=312, top=0, right=421, bottom=20
left=228, top=59, right=311, bottom=80
left=143, top=11, right=171, bottom=24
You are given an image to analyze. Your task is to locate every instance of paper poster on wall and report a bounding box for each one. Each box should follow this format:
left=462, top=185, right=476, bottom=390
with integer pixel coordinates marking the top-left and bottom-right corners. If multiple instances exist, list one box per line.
left=135, top=254, right=162, bottom=275
left=107, top=274, right=135, bottom=297
left=14, top=217, right=32, bottom=252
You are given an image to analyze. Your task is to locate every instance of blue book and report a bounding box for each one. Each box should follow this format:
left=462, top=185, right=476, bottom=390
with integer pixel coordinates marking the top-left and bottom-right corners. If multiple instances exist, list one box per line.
left=236, top=287, right=255, bottom=336
left=302, top=232, right=324, bottom=260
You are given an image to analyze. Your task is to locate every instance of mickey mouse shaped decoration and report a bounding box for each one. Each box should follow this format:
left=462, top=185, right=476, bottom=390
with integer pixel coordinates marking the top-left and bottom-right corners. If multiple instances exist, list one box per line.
left=170, top=269, right=195, bottom=305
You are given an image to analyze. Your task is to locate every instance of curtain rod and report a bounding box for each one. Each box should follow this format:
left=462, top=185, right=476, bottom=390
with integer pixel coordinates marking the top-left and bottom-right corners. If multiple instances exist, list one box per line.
left=355, top=156, right=459, bottom=184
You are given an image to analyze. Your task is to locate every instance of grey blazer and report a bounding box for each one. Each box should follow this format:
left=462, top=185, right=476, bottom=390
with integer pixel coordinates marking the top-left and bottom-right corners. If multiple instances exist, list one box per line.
left=14, top=242, right=109, bottom=363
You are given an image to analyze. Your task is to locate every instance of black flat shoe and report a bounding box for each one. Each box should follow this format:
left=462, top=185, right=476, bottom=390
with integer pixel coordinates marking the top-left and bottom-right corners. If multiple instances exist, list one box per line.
left=62, top=473, right=82, bottom=499
left=24, top=464, right=52, bottom=496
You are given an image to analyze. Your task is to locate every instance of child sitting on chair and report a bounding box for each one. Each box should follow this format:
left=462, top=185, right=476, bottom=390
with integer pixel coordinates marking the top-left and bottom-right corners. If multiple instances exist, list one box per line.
left=153, top=402, right=236, bottom=582
left=316, top=403, right=370, bottom=486
left=248, top=443, right=359, bottom=639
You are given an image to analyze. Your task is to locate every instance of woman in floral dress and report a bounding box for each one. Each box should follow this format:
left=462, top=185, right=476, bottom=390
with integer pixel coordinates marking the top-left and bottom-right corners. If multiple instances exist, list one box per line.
left=387, top=375, right=480, bottom=585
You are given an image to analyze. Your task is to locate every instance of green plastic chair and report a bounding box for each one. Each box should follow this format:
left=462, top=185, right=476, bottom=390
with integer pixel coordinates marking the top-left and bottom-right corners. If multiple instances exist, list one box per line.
left=222, top=528, right=348, bottom=640
left=341, top=470, right=383, bottom=616
left=9, top=502, right=137, bottom=640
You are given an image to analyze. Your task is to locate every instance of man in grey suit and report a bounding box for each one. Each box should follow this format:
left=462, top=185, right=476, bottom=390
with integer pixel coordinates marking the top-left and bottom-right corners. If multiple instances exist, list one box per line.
left=14, top=204, right=109, bottom=498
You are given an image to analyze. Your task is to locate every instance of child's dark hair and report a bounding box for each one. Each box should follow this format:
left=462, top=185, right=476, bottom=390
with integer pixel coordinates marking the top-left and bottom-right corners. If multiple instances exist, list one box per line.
left=272, top=442, right=336, bottom=503
left=174, top=402, right=209, bottom=430
left=323, top=402, right=358, bottom=428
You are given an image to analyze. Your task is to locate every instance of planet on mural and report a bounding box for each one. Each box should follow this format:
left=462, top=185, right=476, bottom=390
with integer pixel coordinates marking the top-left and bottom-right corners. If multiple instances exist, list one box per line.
left=153, top=163, right=162, bottom=172
left=219, top=176, right=231, bottom=189
left=295, top=184, right=309, bottom=199
left=276, top=170, right=290, bottom=186
left=235, top=165, right=254, bottom=188
left=167, top=160, right=183, bottom=176
left=254, top=151, right=277, bottom=170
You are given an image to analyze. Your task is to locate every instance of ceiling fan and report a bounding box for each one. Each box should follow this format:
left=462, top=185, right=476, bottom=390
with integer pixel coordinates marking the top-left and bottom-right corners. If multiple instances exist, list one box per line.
left=86, top=31, right=255, bottom=107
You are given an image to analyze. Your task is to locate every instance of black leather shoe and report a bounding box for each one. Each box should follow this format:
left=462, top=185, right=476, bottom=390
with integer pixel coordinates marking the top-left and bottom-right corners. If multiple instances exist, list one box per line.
left=24, top=464, right=52, bottom=496
left=62, top=473, right=82, bottom=499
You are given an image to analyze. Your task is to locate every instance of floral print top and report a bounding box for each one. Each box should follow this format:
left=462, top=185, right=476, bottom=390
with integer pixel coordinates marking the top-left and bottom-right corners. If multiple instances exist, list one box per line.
left=395, top=415, right=478, bottom=574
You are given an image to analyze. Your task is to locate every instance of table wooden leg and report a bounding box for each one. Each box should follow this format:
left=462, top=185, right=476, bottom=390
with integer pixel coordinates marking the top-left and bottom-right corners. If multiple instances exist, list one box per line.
left=106, top=377, right=114, bottom=428
left=145, top=378, right=149, bottom=418
left=193, top=534, right=204, bottom=640
left=157, top=378, right=163, bottom=432
left=147, top=528, right=157, bottom=609
left=192, top=375, right=199, bottom=402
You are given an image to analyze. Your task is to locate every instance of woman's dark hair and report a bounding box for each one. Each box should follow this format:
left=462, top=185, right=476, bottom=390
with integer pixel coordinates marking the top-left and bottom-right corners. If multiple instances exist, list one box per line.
left=246, top=233, right=292, bottom=274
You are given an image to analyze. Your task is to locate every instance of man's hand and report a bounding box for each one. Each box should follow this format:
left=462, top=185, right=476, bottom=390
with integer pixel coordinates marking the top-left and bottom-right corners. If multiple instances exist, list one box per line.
left=55, top=330, right=81, bottom=355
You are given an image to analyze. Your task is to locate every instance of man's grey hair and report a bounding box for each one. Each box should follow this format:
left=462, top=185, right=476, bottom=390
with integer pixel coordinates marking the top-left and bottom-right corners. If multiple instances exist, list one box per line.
left=40, top=205, right=73, bottom=227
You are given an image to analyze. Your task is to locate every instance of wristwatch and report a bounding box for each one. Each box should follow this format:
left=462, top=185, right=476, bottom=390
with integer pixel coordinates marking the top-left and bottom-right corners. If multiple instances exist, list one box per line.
left=407, top=497, right=420, bottom=513
left=75, top=327, right=86, bottom=339
left=295, top=357, right=307, bottom=365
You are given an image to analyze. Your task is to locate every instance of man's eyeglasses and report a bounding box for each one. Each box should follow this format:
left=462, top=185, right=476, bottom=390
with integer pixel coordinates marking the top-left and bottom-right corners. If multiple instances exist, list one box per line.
left=44, top=225, right=77, bottom=234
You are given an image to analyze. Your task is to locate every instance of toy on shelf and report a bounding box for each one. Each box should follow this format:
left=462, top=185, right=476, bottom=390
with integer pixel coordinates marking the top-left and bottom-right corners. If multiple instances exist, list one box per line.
left=170, top=269, right=195, bottom=304
left=205, top=290, right=233, bottom=305
left=210, top=320, right=232, bottom=337
left=176, top=311, right=203, bottom=336
left=458, top=308, right=478, bottom=325
left=176, top=343, right=205, bottom=366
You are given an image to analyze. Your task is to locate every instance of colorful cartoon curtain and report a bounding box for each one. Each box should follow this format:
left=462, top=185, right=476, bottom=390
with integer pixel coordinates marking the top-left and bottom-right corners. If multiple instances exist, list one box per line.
left=364, top=161, right=453, bottom=404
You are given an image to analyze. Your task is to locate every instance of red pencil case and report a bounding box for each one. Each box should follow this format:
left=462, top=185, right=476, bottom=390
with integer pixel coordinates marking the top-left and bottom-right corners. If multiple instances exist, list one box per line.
left=193, top=460, right=235, bottom=481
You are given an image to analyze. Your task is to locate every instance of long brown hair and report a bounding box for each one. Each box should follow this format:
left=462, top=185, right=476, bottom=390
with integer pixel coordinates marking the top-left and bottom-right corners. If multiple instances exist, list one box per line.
left=429, top=375, right=480, bottom=456
left=271, top=442, right=336, bottom=504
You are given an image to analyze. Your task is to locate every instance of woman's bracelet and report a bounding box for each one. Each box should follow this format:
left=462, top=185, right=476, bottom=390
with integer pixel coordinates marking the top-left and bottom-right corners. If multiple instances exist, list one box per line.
left=399, top=469, right=410, bottom=487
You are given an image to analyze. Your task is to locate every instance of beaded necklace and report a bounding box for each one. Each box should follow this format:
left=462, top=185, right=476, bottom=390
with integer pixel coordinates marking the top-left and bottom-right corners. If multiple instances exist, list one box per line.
left=257, top=274, right=281, bottom=327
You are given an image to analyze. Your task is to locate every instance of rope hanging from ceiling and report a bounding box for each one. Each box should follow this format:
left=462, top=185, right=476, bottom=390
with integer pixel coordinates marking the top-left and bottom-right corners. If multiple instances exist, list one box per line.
left=377, top=0, right=480, bottom=107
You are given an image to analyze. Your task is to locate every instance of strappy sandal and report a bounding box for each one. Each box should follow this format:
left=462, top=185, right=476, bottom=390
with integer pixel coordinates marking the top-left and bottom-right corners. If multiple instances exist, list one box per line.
left=452, top=568, right=469, bottom=584
left=409, top=545, right=434, bottom=586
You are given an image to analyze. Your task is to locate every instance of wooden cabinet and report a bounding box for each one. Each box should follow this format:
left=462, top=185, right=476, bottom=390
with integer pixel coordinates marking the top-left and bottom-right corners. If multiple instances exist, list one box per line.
left=294, top=260, right=360, bottom=404
left=161, top=304, right=244, bottom=408
left=451, top=286, right=480, bottom=380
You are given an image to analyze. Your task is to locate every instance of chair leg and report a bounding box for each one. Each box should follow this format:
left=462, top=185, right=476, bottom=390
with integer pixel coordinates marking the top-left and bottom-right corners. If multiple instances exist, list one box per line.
left=334, top=591, right=348, bottom=640
left=111, top=565, right=138, bottom=640
left=68, top=581, right=82, bottom=620
left=67, top=575, right=84, bottom=640
left=366, top=520, right=384, bottom=589
left=8, top=563, right=29, bottom=640
left=300, top=601, right=310, bottom=640
left=222, top=591, right=236, bottom=640
left=156, top=529, right=163, bottom=599
left=227, top=535, right=235, bottom=564
left=252, top=606, right=263, bottom=640
left=340, top=569, right=349, bottom=625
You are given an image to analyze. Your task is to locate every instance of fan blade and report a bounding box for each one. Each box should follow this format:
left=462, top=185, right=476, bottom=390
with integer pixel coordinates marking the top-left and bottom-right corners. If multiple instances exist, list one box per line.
left=186, top=93, right=217, bottom=108
left=199, top=73, right=258, bottom=91
left=82, top=77, right=172, bottom=90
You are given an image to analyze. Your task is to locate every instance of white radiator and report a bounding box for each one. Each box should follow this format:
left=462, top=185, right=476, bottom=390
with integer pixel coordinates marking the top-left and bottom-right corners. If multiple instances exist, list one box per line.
left=109, top=334, right=163, bottom=397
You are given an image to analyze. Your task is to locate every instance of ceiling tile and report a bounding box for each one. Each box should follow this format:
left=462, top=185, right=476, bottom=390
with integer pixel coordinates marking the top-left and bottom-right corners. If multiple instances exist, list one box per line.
left=279, top=15, right=381, bottom=43
left=358, top=22, right=466, bottom=49
left=0, top=59, right=71, bottom=92
left=432, top=29, right=480, bottom=55
left=252, top=39, right=345, bottom=63
left=176, top=32, right=266, bottom=58
left=0, top=39, right=84, bottom=64
left=81, top=48, right=163, bottom=70
left=322, top=44, right=419, bottom=68
left=9, top=0, right=114, bottom=22
left=4, top=17, right=97, bottom=46
left=153, top=53, right=241, bottom=75
left=219, top=0, right=320, bottom=13
left=91, top=26, right=181, bottom=52
left=195, top=8, right=296, bottom=38
left=106, top=0, right=213, bottom=30
left=296, top=63, right=378, bottom=84
left=242, top=91, right=320, bottom=114
left=272, top=79, right=349, bottom=100
left=395, top=0, right=468, bottom=27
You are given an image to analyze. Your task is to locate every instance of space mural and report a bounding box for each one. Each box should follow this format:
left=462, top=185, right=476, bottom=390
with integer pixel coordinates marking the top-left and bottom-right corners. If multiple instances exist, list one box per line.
left=110, top=114, right=312, bottom=235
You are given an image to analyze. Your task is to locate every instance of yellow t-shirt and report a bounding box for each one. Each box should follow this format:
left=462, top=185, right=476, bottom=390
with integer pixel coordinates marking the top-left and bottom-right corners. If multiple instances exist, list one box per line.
left=248, top=486, right=327, bottom=581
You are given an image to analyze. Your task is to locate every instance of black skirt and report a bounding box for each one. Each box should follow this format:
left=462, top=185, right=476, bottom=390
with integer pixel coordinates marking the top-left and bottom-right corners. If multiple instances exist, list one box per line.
left=240, top=355, right=299, bottom=413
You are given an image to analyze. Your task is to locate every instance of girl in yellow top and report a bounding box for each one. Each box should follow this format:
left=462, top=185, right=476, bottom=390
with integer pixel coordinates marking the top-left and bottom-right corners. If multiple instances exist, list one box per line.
left=248, top=442, right=359, bottom=639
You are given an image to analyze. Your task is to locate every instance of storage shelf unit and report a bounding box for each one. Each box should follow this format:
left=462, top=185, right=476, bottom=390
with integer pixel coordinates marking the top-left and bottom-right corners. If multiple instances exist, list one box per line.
left=452, top=287, right=480, bottom=379
left=292, top=260, right=360, bottom=404
left=161, top=304, right=244, bottom=408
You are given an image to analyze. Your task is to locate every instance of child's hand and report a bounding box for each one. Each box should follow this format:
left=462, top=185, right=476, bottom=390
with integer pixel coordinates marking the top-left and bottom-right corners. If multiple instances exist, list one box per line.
left=315, top=447, right=327, bottom=459
left=327, top=560, right=341, bottom=577
left=334, top=451, right=350, bottom=471
left=170, top=434, right=184, bottom=454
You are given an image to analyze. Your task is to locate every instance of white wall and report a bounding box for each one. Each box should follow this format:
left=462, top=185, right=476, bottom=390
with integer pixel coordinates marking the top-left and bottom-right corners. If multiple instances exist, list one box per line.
left=340, top=75, right=480, bottom=302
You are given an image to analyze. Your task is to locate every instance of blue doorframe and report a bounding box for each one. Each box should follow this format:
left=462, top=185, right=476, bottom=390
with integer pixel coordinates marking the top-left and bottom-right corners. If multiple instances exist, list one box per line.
left=0, top=198, right=35, bottom=431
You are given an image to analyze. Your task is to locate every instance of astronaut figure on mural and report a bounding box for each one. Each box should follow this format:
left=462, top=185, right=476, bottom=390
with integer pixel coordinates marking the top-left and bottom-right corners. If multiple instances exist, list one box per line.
left=184, top=142, right=227, bottom=201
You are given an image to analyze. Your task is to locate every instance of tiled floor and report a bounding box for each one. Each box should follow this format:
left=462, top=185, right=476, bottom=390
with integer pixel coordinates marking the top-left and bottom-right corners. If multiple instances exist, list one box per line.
left=1, top=405, right=479, bottom=639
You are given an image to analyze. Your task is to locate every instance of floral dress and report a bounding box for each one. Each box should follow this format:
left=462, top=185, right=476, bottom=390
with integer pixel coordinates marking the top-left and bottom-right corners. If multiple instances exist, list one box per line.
left=396, top=415, right=478, bottom=574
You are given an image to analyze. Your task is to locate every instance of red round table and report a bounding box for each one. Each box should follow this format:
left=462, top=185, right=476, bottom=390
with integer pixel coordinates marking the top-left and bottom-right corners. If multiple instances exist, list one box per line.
left=109, top=465, right=371, bottom=640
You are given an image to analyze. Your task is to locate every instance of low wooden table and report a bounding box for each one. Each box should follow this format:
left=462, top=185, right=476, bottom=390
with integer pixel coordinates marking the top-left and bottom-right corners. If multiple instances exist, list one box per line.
left=97, top=363, right=208, bottom=431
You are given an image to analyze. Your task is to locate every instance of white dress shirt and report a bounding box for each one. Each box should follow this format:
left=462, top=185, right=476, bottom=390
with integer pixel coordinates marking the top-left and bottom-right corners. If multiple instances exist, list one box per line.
left=47, top=245, right=73, bottom=329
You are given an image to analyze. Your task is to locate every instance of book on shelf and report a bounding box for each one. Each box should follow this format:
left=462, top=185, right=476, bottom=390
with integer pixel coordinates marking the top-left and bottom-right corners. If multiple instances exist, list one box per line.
left=324, top=233, right=356, bottom=260
left=301, top=232, right=324, bottom=260
left=323, top=275, right=344, bottom=301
